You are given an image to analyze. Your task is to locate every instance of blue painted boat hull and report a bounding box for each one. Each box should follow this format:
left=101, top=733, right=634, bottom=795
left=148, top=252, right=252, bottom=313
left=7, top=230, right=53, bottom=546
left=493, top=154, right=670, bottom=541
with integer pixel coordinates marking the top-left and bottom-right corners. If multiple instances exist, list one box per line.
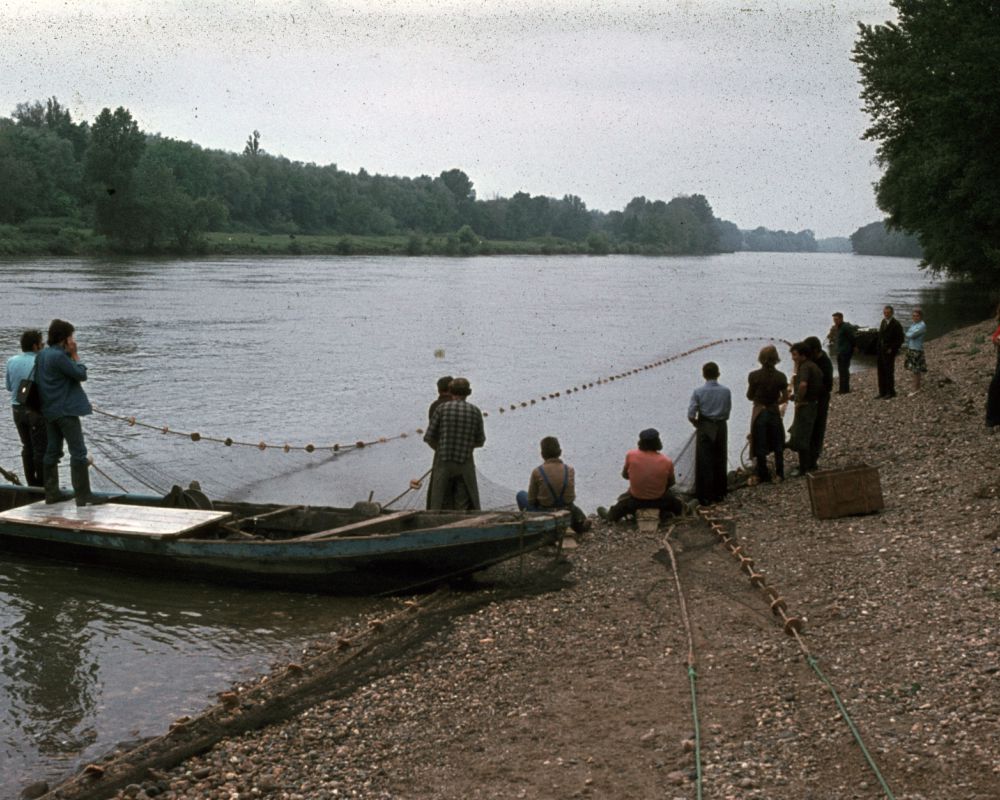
left=0, top=485, right=570, bottom=594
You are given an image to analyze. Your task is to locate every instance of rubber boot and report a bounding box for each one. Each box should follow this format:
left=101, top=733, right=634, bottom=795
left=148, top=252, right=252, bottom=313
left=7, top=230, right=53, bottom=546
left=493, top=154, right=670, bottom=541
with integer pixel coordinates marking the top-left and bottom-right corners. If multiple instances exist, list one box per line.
left=43, top=465, right=64, bottom=504
left=70, top=462, right=94, bottom=507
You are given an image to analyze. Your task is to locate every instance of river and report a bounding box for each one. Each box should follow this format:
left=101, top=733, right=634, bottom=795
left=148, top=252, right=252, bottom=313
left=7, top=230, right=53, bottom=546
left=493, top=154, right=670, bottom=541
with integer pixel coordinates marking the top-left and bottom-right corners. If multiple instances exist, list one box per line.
left=0, top=251, right=992, bottom=792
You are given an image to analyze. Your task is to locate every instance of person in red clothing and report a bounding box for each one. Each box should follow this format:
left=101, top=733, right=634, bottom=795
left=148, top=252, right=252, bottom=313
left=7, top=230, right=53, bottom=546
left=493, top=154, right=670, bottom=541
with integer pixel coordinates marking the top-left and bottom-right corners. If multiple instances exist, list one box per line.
left=597, top=428, right=685, bottom=522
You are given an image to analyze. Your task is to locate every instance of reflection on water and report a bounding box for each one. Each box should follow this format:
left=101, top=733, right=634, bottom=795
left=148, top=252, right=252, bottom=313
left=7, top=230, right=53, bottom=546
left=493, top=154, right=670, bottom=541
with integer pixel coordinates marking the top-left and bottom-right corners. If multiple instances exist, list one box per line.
left=0, top=552, right=389, bottom=793
left=0, top=252, right=993, bottom=795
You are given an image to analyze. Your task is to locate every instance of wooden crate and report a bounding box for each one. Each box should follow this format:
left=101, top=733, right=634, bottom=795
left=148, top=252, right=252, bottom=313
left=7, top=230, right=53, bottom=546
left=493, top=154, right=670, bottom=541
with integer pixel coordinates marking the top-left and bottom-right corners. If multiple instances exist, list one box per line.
left=806, top=464, right=884, bottom=519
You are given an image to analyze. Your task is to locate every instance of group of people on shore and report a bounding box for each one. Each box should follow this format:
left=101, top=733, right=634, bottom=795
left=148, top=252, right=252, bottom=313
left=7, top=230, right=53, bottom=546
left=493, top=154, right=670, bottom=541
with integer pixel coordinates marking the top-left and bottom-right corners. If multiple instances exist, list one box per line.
left=7, top=303, right=995, bottom=524
left=5, top=320, right=96, bottom=506
left=419, top=303, right=963, bottom=532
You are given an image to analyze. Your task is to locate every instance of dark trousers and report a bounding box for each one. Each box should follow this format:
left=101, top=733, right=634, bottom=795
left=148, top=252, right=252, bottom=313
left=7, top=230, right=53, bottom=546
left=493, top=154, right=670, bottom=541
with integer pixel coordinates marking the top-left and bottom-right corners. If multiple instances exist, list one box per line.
left=988, top=348, right=1000, bottom=427
left=836, top=353, right=852, bottom=393
left=44, top=415, right=89, bottom=467
left=427, top=459, right=481, bottom=511
left=752, top=408, right=784, bottom=481
left=788, top=401, right=818, bottom=472
left=13, top=406, right=47, bottom=486
left=877, top=349, right=898, bottom=397
left=809, top=393, right=830, bottom=466
left=607, top=491, right=684, bottom=522
left=695, top=418, right=728, bottom=505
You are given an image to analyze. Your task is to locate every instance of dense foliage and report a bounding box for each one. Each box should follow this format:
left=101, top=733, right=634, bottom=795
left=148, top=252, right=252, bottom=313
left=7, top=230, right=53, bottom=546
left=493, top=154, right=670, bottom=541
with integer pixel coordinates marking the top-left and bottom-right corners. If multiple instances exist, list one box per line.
left=741, top=227, right=817, bottom=253
left=850, top=220, right=922, bottom=258
left=854, top=0, right=1000, bottom=278
left=0, top=99, right=746, bottom=256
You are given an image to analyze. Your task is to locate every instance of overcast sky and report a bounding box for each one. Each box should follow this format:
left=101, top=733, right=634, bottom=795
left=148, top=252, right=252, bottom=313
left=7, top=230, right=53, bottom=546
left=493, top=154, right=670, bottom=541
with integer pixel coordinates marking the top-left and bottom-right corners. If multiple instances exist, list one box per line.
left=2, top=0, right=898, bottom=237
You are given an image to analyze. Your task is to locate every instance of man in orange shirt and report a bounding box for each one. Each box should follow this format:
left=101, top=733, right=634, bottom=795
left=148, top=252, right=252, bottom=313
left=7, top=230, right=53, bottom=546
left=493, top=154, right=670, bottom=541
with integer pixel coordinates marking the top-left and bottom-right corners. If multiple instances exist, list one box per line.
left=597, top=428, right=684, bottom=522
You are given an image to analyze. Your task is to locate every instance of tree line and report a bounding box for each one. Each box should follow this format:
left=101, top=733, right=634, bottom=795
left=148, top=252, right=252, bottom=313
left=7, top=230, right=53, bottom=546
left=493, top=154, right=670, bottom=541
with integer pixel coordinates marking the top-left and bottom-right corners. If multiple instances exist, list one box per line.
left=0, top=100, right=749, bottom=257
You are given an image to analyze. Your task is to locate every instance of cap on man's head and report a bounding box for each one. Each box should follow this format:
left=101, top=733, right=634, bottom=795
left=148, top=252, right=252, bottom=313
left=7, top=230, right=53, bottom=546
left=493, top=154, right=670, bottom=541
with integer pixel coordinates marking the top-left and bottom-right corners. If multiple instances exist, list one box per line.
left=638, top=428, right=659, bottom=442
left=449, top=377, right=472, bottom=396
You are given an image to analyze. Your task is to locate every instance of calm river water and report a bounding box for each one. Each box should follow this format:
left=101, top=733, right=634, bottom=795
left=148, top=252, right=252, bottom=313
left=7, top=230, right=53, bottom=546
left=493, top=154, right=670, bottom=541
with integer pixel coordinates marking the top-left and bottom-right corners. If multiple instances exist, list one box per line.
left=0, top=251, right=992, bottom=792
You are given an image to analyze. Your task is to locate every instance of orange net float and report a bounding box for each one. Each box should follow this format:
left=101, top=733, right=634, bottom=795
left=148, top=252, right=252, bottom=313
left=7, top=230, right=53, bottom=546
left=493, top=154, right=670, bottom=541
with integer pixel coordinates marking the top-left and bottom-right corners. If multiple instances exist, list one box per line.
left=783, top=617, right=804, bottom=635
left=190, top=432, right=201, bottom=442
left=224, top=437, right=233, bottom=446
left=305, top=444, right=315, bottom=452
left=770, top=596, right=788, bottom=615
left=749, top=572, right=767, bottom=587
left=258, top=441, right=267, bottom=450
left=355, top=441, right=366, bottom=448
left=128, top=416, right=136, bottom=426
left=283, top=444, right=291, bottom=453
left=161, top=426, right=170, bottom=434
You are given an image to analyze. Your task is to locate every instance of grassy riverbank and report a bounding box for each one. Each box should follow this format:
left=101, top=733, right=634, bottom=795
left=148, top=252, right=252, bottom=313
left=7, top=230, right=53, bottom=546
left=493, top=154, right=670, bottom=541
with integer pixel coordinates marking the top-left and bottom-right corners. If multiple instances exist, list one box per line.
left=37, top=319, right=1000, bottom=800
left=0, top=223, right=600, bottom=258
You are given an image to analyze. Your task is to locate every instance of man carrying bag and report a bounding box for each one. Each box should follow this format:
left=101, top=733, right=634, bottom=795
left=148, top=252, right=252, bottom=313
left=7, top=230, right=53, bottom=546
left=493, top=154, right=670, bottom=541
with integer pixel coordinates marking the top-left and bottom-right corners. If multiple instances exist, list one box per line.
left=4, top=329, right=47, bottom=487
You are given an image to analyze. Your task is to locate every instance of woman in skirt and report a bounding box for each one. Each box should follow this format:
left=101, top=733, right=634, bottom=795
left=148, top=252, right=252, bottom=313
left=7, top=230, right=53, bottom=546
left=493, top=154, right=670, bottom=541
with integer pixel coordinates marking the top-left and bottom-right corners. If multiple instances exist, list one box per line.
left=903, top=308, right=927, bottom=395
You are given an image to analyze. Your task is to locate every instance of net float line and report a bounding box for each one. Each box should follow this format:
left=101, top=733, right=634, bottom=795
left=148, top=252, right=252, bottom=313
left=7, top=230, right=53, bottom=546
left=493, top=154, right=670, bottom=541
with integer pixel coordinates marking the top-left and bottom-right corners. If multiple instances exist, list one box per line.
left=691, top=506, right=897, bottom=799
left=92, top=335, right=791, bottom=455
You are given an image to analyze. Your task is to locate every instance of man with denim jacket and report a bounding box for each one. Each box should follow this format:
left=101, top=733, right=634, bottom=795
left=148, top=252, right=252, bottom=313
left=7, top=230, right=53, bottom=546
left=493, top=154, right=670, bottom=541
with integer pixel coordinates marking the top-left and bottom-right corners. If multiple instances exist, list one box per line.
left=36, top=319, right=95, bottom=505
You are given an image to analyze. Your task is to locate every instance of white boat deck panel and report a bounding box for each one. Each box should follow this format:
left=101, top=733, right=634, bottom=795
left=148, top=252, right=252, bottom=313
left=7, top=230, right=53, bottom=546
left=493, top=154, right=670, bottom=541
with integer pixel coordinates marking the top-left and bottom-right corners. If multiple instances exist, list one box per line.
left=0, top=500, right=232, bottom=539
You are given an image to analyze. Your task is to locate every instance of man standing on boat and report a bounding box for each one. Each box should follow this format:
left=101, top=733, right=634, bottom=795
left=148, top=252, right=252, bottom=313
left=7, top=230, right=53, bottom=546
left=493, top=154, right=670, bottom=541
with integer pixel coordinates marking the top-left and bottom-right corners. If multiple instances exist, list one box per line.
left=428, top=375, right=453, bottom=424
left=36, top=319, right=96, bottom=506
left=424, top=377, right=485, bottom=510
left=4, top=329, right=47, bottom=487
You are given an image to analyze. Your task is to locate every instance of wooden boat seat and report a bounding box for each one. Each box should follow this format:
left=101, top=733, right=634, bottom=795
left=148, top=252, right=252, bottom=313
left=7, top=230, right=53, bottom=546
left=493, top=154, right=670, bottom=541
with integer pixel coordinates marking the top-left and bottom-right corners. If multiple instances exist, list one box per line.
left=292, top=510, right=422, bottom=541
left=0, top=500, right=232, bottom=539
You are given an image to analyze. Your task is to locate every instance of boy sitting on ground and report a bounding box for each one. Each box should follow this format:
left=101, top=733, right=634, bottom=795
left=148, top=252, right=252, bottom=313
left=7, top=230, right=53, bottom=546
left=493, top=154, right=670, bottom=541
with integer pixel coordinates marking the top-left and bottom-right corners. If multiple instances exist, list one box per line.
left=516, top=436, right=592, bottom=534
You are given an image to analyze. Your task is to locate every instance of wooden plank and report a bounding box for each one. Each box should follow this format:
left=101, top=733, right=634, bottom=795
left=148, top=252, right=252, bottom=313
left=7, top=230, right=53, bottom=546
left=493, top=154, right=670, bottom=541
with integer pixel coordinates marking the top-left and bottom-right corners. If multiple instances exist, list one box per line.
left=238, top=504, right=303, bottom=524
left=292, top=510, right=422, bottom=541
left=0, top=500, right=232, bottom=539
left=420, top=513, right=507, bottom=530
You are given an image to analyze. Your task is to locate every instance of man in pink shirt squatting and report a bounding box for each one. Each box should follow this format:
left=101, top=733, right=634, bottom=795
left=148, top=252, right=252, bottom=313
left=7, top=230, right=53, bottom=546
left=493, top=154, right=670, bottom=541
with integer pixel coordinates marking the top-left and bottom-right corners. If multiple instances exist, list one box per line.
left=597, top=428, right=685, bottom=523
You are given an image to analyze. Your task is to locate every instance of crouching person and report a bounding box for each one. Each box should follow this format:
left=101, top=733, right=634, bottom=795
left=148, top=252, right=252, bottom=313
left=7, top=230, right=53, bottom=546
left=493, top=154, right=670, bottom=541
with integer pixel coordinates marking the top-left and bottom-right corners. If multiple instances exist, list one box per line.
left=516, top=436, right=591, bottom=534
left=597, top=428, right=685, bottom=523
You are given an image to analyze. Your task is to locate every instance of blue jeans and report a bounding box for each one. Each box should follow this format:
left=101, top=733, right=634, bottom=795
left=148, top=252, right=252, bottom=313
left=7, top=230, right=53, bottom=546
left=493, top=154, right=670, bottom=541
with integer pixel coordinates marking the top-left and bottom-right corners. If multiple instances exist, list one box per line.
left=44, top=416, right=88, bottom=467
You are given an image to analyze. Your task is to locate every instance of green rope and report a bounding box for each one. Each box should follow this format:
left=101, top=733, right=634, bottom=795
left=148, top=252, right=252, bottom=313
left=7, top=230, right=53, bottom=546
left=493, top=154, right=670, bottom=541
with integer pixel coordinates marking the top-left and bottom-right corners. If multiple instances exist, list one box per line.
left=688, top=664, right=703, bottom=800
left=806, top=655, right=897, bottom=800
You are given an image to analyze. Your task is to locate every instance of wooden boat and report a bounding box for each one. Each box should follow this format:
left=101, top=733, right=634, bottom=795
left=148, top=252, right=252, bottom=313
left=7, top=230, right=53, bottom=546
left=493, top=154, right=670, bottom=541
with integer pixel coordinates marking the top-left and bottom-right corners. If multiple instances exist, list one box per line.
left=0, top=484, right=570, bottom=594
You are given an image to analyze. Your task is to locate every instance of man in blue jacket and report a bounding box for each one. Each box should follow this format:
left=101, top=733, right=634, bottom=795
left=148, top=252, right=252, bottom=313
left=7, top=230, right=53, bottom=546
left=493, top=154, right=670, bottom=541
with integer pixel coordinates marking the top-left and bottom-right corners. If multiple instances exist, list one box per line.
left=4, top=329, right=47, bottom=486
left=36, top=319, right=95, bottom=505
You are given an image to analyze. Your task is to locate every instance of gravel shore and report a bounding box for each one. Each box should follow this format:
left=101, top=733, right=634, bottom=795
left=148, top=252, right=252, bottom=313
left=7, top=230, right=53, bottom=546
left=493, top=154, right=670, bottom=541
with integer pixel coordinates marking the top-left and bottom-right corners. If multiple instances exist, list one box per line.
left=44, top=319, right=1000, bottom=800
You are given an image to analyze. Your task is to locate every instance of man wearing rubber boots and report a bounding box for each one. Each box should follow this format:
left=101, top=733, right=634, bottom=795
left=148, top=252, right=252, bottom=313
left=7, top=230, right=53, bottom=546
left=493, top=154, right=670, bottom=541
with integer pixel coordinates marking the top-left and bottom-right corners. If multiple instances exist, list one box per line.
left=36, top=319, right=96, bottom=506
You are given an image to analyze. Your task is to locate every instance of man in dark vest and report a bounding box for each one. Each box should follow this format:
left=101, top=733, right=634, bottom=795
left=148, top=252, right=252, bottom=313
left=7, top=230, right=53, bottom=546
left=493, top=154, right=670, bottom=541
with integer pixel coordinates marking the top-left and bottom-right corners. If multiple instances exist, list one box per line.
left=876, top=305, right=905, bottom=399
left=831, top=312, right=857, bottom=394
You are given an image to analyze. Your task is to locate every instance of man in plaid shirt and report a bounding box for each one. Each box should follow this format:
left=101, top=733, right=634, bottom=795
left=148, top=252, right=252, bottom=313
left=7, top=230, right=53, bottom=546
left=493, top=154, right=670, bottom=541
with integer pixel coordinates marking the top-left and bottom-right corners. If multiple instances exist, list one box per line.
left=424, top=377, right=486, bottom=510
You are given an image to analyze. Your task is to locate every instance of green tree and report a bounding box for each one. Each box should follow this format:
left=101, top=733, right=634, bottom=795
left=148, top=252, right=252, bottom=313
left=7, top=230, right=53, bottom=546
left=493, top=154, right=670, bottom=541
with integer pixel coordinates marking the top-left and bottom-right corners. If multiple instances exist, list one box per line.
left=854, top=1, right=1000, bottom=278
left=84, top=107, right=146, bottom=244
